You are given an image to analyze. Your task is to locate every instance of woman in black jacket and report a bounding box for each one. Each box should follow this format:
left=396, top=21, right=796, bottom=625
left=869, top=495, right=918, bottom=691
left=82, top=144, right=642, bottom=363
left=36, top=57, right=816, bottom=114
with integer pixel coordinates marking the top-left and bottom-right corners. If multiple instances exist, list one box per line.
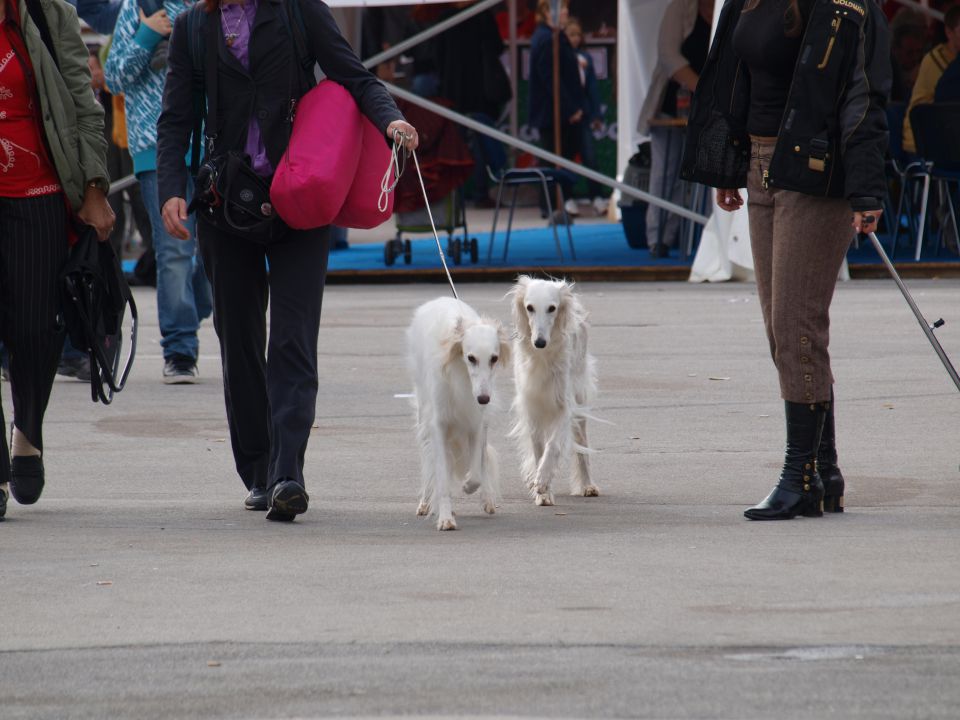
left=681, top=0, right=890, bottom=520
left=156, top=0, right=417, bottom=522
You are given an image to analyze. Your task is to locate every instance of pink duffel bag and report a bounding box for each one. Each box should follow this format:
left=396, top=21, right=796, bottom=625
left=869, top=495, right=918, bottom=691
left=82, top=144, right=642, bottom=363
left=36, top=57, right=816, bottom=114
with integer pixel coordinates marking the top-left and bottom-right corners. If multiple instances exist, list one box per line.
left=270, top=80, right=362, bottom=230
left=333, top=115, right=395, bottom=229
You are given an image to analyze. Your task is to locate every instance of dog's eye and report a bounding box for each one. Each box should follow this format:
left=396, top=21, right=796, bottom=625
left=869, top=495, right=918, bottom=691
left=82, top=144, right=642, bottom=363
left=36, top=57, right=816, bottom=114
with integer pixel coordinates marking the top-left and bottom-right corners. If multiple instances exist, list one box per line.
left=547, top=305, right=557, bottom=313
left=490, top=355, right=498, bottom=365
left=467, top=355, right=477, bottom=365
left=526, top=304, right=534, bottom=313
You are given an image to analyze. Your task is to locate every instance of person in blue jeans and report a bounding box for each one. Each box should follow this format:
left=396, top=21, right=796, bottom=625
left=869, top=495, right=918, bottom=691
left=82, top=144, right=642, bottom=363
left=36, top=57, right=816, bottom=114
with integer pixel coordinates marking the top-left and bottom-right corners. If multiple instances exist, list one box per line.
left=105, top=0, right=211, bottom=383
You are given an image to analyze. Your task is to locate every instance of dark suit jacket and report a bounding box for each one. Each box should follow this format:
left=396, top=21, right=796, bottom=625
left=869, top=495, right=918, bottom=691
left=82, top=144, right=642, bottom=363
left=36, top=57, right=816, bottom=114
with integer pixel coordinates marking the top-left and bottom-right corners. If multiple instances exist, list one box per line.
left=527, top=22, right=584, bottom=131
left=157, top=0, right=403, bottom=208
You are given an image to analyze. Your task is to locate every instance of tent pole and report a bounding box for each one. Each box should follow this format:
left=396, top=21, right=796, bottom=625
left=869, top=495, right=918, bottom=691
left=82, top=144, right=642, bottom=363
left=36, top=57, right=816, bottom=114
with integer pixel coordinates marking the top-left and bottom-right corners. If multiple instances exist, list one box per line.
left=360, top=0, right=502, bottom=70
left=384, top=82, right=709, bottom=225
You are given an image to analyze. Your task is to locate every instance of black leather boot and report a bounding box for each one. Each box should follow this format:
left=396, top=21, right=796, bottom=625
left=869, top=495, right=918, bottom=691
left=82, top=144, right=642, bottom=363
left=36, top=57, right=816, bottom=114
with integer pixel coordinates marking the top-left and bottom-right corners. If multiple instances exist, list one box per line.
left=818, top=392, right=845, bottom=513
left=745, top=401, right=826, bottom=521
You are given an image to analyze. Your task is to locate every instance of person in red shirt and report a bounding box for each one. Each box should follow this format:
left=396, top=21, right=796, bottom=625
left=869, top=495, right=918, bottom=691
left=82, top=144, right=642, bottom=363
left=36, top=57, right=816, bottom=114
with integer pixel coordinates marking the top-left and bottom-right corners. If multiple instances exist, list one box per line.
left=0, top=0, right=114, bottom=520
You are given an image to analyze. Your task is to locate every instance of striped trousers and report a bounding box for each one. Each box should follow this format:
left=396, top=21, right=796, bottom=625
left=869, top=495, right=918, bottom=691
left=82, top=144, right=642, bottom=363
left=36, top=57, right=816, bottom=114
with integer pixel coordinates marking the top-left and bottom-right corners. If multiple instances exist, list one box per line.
left=0, top=194, right=68, bottom=482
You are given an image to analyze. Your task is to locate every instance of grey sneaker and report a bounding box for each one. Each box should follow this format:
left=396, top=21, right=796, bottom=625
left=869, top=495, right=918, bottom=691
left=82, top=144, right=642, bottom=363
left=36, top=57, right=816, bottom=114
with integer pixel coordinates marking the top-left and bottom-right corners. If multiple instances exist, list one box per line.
left=163, top=355, right=198, bottom=385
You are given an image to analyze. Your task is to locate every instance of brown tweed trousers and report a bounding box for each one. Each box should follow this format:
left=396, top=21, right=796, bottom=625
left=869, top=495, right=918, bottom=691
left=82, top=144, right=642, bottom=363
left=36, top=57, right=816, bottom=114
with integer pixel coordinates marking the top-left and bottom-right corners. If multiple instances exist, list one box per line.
left=746, top=138, right=854, bottom=404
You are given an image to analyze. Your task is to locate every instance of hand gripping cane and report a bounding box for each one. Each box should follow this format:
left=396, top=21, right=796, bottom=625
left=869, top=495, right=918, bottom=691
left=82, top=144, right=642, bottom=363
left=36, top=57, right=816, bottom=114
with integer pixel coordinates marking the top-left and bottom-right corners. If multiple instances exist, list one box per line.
left=867, top=231, right=960, bottom=392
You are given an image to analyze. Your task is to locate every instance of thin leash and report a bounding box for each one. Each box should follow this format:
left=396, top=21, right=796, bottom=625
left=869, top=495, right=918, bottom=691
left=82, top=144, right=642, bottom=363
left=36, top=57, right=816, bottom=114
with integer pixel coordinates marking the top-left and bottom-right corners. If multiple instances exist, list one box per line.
left=380, top=130, right=460, bottom=300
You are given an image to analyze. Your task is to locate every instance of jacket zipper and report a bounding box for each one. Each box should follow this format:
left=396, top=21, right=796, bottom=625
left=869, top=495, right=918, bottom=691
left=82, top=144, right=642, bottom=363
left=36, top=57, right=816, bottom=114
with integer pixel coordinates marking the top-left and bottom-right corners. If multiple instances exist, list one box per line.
left=816, top=17, right=841, bottom=70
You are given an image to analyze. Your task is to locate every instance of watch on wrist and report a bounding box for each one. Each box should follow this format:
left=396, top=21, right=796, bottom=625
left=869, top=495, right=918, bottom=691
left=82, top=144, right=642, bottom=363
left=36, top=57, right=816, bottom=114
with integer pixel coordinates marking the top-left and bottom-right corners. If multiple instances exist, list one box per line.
left=87, top=178, right=108, bottom=194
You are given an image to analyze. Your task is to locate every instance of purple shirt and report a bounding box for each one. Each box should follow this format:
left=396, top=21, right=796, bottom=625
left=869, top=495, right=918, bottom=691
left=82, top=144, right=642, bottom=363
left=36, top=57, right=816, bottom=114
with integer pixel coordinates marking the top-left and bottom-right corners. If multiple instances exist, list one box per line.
left=220, top=0, right=272, bottom=176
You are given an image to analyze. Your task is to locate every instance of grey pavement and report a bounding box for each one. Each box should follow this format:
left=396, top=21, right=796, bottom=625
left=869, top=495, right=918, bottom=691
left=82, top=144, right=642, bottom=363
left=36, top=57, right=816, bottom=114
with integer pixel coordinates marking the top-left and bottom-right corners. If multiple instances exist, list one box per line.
left=2, top=278, right=959, bottom=719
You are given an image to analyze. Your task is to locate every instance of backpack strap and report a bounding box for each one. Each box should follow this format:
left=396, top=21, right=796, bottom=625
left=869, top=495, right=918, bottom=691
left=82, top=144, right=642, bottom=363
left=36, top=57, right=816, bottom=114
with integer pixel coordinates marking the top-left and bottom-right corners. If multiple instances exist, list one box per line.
left=24, top=0, right=59, bottom=70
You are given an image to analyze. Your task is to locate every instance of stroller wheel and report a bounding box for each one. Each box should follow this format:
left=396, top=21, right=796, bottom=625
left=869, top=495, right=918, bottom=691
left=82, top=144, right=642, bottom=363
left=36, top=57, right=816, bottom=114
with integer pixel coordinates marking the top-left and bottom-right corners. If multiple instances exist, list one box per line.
left=450, top=238, right=462, bottom=265
left=384, top=239, right=398, bottom=266
left=403, top=239, right=412, bottom=264
left=468, top=237, right=479, bottom=264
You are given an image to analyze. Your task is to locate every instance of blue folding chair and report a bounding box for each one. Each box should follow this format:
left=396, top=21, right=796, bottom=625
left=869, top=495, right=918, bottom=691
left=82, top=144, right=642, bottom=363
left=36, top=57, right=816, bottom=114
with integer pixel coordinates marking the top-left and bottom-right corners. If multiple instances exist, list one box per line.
left=907, top=103, right=960, bottom=259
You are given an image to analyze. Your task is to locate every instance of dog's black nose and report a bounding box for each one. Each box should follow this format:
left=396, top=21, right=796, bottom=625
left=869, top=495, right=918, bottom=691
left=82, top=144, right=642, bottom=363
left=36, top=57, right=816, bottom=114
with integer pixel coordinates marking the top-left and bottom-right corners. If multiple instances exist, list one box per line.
left=534, top=338, right=547, bottom=349
left=477, top=394, right=490, bottom=405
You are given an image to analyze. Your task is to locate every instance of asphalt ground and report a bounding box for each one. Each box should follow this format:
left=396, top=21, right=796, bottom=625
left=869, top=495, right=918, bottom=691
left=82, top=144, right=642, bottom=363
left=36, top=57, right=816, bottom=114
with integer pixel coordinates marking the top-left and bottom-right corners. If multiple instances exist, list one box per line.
left=1, top=278, right=959, bottom=719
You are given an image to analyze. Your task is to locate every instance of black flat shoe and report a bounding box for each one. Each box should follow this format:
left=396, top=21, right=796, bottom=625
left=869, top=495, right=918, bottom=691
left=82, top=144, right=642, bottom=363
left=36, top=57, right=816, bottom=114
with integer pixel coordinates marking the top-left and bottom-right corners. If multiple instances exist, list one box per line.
left=244, top=487, right=269, bottom=511
left=10, top=456, right=44, bottom=505
left=265, top=480, right=309, bottom=522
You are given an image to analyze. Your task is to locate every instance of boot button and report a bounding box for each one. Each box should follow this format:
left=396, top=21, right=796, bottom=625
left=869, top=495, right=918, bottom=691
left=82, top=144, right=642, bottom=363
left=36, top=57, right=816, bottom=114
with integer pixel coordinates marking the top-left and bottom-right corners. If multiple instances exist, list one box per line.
left=803, top=475, right=811, bottom=482
left=804, top=484, right=811, bottom=491
left=804, top=463, right=811, bottom=470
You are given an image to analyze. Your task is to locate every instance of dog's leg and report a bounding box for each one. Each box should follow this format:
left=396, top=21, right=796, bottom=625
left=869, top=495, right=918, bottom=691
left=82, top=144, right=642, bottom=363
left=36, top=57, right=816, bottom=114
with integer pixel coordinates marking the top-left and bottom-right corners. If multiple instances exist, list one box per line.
left=431, top=421, right=457, bottom=531
left=571, top=415, right=599, bottom=497
left=415, top=407, right=432, bottom=517
left=478, top=428, right=498, bottom=515
left=533, top=427, right=564, bottom=507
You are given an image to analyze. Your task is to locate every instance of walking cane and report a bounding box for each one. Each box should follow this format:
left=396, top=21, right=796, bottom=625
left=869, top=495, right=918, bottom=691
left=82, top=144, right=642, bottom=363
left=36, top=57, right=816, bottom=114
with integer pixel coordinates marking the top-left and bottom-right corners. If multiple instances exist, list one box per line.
left=867, top=231, right=960, bottom=392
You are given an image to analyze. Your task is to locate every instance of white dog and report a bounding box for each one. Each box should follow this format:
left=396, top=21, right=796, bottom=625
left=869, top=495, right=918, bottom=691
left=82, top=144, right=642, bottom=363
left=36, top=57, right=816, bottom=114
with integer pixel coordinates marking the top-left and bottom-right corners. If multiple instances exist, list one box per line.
left=510, top=276, right=599, bottom=506
left=407, top=297, right=511, bottom=530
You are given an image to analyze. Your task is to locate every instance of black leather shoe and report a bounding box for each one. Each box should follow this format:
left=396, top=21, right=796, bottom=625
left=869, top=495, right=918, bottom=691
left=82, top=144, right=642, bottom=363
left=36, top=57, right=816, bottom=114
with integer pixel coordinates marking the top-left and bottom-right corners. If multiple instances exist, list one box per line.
left=817, top=393, right=845, bottom=513
left=244, top=487, right=269, bottom=511
left=265, top=479, right=309, bottom=522
left=745, top=401, right=826, bottom=521
left=10, top=455, right=44, bottom=505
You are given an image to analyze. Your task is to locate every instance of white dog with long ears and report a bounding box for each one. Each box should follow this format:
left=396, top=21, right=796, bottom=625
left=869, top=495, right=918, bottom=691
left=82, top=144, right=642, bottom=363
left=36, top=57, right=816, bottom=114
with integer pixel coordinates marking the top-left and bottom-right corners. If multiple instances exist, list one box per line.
left=407, top=297, right=511, bottom=530
left=510, top=276, right=599, bottom=506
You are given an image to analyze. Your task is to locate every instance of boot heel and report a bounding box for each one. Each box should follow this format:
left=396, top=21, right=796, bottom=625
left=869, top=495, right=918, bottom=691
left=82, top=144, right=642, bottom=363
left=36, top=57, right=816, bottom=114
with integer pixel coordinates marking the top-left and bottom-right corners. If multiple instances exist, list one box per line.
left=823, top=494, right=844, bottom=513
left=801, top=499, right=824, bottom=518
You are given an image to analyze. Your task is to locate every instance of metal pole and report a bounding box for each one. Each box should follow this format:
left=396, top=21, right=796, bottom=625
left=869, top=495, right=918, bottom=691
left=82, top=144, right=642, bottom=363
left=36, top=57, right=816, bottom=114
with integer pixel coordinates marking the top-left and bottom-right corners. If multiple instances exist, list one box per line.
left=868, top=232, right=960, bottom=391
left=361, top=0, right=502, bottom=70
left=508, top=0, right=518, bottom=142
left=384, top=82, right=710, bottom=225
left=108, top=174, right=138, bottom=195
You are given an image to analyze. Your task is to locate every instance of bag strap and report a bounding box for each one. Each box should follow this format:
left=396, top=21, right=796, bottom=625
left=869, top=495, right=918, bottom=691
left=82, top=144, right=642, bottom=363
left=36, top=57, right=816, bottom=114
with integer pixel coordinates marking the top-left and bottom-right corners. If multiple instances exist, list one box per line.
left=188, top=6, right=207, bottom=178
left=203, top=8, right=220, bottom=158
left=24, top=0, right=59, bottom=70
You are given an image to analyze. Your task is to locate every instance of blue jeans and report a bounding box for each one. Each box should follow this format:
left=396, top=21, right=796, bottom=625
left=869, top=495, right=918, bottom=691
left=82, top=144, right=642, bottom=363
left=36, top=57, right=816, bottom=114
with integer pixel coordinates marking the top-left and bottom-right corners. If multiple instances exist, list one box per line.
left=138, top=171, right=212, bottom=361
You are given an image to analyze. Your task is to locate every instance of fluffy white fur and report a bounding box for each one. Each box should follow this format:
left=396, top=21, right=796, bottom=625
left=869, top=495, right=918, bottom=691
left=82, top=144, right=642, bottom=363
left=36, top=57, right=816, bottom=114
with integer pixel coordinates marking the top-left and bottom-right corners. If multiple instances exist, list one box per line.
left=509, top=276, right=599, bottom=506
left=407, top=297, right=511, bottom=530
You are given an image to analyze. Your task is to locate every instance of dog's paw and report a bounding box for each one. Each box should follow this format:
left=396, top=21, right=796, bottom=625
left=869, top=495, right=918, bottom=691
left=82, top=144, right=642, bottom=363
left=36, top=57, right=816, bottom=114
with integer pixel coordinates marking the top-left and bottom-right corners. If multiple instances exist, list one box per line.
left=462, top=479, right=481, bottom=495
left=482, top=500, right=496, bottom=514
left=535, top=492, right=555, bottom=507
left=437, top=516, right=458, bottom=531
left=577, top=485, right=600, bottom=497
left=417, top=501, right=431, bottom=516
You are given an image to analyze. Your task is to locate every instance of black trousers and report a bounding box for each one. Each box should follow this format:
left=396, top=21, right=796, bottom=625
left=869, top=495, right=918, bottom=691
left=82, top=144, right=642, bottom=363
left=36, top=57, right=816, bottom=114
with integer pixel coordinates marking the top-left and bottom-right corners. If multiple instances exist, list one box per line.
left=197, top=218, right=331, bottom=492
left=0, top=194, right=69, bottom=482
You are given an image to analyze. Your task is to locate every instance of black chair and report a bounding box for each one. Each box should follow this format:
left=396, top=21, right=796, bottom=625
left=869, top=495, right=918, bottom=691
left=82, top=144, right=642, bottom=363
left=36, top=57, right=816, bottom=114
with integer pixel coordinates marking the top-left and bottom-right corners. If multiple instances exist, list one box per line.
left=883, top=102, right=924, bottom=257
left=907, top=102, right=960, bottom=259
left=485, top=167, right=576, bottom=263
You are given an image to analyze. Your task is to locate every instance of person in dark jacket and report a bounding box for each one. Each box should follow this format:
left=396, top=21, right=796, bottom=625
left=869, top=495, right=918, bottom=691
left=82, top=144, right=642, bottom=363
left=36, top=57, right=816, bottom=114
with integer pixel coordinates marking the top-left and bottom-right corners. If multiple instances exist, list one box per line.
left=157, top=0, right=417, bottom=522
left=681, top=0, right=891, bottom=521
left=528, top=0, right=584, bottom=217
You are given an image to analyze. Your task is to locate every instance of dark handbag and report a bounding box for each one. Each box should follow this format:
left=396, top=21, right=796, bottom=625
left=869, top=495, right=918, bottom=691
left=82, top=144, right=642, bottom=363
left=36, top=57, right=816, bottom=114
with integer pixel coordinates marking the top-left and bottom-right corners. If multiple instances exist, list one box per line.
left=191, top=150, right=280, bottom=243
left=59, top=225, right=138, bottom=405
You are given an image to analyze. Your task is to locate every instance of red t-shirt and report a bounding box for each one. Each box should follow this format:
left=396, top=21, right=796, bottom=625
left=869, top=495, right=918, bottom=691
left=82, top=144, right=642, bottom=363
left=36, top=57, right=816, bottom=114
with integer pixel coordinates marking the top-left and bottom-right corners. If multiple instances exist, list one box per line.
left=0, top=4, right=62, bottom=198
